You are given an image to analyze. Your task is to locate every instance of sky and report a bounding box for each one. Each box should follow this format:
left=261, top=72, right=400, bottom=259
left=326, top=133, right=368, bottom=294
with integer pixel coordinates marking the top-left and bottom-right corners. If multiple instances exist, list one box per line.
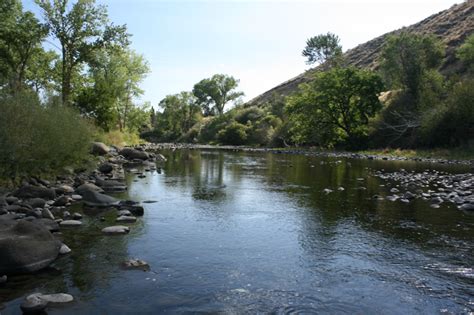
left=23, top=0, right=463, bottom=107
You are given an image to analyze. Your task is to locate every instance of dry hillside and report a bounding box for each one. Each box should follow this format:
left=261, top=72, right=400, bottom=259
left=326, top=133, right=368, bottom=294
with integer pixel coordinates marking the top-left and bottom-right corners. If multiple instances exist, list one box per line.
left=248, top=0, right=474, bottom=106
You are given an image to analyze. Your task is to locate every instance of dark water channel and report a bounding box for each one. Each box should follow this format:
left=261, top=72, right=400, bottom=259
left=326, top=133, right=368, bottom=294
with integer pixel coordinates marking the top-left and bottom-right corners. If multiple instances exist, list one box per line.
left=1, top=149, right=474, bottom=314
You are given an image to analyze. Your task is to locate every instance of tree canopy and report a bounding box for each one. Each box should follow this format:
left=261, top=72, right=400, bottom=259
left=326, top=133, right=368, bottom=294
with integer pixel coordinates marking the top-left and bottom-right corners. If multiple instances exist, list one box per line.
left=35, top=0, right=129, bottom=105
left=192, top=74, right=243, bottom=116
left=287, top=67, right=384, bottom=147
left=380, top=32, right=444, bottom=100
left=302, top=32, right=342, bottom=66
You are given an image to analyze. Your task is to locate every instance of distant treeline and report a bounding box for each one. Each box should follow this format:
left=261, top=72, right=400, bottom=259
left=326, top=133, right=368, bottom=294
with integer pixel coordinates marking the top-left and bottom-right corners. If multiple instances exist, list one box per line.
left=145, top=32, right=474, bottom=150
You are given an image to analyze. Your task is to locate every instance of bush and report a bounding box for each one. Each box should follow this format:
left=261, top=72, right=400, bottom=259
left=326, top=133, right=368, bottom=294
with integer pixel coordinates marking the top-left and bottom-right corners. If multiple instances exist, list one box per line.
left=217, top=122, right=249, bottom=145
left=0, top=92, right=94, bottom=179
left=420, top=79, right=474, bottom=147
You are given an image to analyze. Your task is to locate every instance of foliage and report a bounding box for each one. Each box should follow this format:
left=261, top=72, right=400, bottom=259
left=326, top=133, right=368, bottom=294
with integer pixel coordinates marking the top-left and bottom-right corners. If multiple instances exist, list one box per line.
left=217, top=122, right=249, bottom=145
left=0, top=0, right=52, bottom=93
left=97, top=129, right=143, bottom=147
left=75, top=48, right=150, bottom=131
left=193, top=74, right=244, bottom=116
left=456, top=33, right=474, bottom=73
left=302, top=32, right=342, bottom=66
left=152, top=92, right=202, bottom=141
left=380, top=32, right=444, bottom=100
left=419, top=79, right=474, bottom=147
left=35, top=0, right=129, bottom=105
left=0, top=92, right=94, bottom=179
left=287, top=67, right=384, bottom=148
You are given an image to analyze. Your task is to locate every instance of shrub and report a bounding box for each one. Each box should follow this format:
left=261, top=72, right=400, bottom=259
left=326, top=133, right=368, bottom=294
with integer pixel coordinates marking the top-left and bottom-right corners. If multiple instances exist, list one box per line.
left=0, top=92, right=94, bottom=179
left=217, top=122, right=249, bottom=145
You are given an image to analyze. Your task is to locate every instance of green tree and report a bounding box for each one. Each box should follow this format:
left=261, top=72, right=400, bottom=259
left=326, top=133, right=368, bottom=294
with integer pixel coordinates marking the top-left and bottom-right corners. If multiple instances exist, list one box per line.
left=193, top=74, right=243, bottom=116
left=457, top=34, right=474, bottom=73
left=287, top=67, right=384, bottom=147
left=380, top=32, right=444, bottom=100
left=302, top=32, right=342, bottom=65
left=156, top=92, right=201, bottom=139
left=0, top=0, right=49, bottom=93
left=35, top=0, right=129, bottom=105
left=75, top=48, right=149, bottom=131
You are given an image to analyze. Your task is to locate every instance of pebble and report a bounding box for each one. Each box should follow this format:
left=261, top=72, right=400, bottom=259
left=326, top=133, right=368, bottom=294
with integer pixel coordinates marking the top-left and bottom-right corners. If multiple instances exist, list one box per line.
left=59, top=244, right=72, bottom=255
left=102, top=226, right=130, bottom=235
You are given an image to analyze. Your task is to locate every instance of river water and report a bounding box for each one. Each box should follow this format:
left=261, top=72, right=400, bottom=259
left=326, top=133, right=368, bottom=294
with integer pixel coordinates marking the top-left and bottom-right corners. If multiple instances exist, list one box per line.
left=1, top=149, right=474, bottom=314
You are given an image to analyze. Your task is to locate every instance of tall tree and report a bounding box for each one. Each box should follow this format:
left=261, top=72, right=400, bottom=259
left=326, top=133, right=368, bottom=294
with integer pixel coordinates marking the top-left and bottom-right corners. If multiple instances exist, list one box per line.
left=157, top=92, right=201, bottom=139
left=35, top=0, right=129, bottom=105
left=380, top=32, right=444, bottom=100
left=193, top=74, right=243, bottom=116
left=287, top=67, right=384, bottom=147
left=76, top=48, right=149, bottom=131
left=0, top=0, right=49, bottom=93
left=302, top=32, right=342, bottom=66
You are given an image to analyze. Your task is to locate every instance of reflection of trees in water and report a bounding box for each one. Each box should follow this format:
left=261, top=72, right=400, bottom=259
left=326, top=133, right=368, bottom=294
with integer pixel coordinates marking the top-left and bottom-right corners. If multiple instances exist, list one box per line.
left=259, top=153, right=474, bottom=260
left=163, top=150, right=238, bottom=202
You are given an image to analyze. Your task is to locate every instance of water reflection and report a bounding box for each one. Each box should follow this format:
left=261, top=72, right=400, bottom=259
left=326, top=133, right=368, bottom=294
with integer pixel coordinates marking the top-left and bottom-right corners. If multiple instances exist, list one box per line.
left=2, top=149, right=473, bottom=314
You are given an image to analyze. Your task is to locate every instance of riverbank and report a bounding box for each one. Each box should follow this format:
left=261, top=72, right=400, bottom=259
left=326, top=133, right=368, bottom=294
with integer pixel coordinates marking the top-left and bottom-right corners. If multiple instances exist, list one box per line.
left=0, top=143, right=165, bottom=313
left=143, top=143, right=474, bottom=167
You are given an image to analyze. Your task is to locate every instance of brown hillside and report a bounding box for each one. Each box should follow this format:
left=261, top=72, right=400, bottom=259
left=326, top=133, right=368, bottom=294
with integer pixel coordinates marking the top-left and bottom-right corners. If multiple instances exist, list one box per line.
left=248, top=0, right=474, bottom=106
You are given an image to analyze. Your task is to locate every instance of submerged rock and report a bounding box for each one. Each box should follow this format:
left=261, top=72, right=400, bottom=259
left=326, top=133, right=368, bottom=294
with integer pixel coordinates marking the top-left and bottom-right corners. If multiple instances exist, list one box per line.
left=27, top=293, right=74, bottom=304
left=102, top=225, right=130, bottom=235
left=121, top=259, right=149, bottom=271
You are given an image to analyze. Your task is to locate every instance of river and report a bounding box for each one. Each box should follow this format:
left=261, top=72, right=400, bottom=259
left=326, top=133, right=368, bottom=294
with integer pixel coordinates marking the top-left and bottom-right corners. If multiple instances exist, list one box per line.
left=1, top=149, right=473, bottom=314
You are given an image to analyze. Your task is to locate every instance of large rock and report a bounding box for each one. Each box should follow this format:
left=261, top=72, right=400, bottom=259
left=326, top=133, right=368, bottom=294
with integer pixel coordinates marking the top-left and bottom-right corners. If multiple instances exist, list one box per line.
left=0, top=220, right=61, bottom=274
left=91, top=142, right=110, bottom=156
left=119, top=148, right=149, bottom=160
left=98, top=163, right=114, bottom=174
left=81, top=190, right=119, bottom=208
left=27, top=198, right=46, bottom=209
left=14, top=185, right=56, bottom=200
left=76, top=183, right=104, bottom=195
left=33, top=218, right=59, bottom=232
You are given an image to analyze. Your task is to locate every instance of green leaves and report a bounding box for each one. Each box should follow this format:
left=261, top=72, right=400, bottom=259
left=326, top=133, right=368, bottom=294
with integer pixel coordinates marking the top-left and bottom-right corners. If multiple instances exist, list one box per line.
left=302, top=32, right=342, bottom=66
left=287, top=67, right=384, bottom=148
left=192, top=74, right=244, bottom=116
left=380, top=32, right=444, bottom=98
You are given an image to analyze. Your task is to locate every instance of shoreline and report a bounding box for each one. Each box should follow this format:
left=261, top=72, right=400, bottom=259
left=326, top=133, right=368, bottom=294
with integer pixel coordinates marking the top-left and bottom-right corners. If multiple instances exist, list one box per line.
left=143, top=143, right=474, bottom=167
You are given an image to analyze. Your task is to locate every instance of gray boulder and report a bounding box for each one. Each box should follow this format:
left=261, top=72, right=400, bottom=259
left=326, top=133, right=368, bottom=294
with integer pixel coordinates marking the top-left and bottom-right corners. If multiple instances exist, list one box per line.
left=0, top=220, right=60, bottom=274
left=119, top=148, right=149, bottom=160
left=98, top=163, right=114, bottom=174
left=27, top=198, right=46, bottom=209
left=81, top=190, right=119, bottom=207
left=14, top=185, right=56, bottom=200
left=76, top=183, right=104, bottom=195
left=91, top=142, right=110, bottom=156
left=33, top=218, right=60, bottom=232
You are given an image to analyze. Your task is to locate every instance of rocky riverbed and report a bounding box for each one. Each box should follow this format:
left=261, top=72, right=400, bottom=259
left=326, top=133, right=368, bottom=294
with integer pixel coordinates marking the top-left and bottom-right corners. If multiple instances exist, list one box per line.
left=0, top=142, right=165, bottom=313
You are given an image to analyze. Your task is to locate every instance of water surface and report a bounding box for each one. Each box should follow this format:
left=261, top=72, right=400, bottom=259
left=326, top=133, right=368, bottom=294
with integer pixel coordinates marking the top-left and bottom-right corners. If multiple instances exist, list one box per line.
left=2, top=150, right=473, bottom=314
